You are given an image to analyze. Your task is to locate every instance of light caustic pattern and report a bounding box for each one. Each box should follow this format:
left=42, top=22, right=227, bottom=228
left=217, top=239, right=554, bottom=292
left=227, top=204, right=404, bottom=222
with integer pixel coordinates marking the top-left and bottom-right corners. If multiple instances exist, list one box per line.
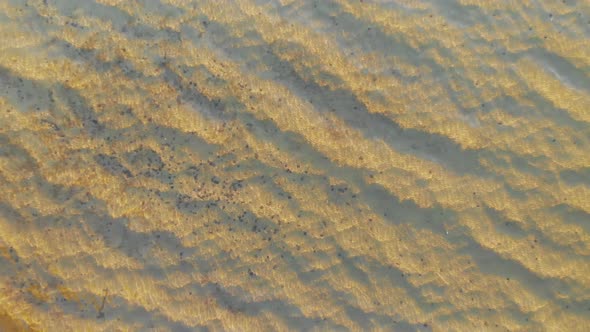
left=0, top=0, right=589, bottom=331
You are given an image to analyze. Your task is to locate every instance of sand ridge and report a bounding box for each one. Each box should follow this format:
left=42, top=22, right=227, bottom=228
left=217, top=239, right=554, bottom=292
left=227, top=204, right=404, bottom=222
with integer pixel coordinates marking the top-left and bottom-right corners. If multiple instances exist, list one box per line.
left=0, top=0, right=589, bottom=331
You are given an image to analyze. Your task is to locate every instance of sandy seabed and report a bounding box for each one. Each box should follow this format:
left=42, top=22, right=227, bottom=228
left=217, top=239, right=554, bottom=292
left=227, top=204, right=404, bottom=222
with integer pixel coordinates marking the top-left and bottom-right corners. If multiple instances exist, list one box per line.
left=0, top=0, right=589, bottom=331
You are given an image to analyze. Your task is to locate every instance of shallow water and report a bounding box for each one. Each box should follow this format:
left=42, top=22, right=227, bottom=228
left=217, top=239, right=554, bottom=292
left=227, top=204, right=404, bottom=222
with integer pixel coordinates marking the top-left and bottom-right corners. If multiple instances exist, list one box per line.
left=0, top=0, right=589, bottom=331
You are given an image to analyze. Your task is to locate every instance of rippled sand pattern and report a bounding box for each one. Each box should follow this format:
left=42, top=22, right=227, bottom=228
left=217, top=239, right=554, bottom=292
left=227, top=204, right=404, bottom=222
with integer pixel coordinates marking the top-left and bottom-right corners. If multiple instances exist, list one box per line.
left=1, top=0, right=589, bottom=331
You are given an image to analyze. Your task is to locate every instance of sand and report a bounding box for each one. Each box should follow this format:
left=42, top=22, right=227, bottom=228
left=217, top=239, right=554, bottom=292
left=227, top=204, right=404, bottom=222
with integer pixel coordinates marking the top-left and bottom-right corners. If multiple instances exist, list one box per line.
left=0, top=0, right=589, bottom=331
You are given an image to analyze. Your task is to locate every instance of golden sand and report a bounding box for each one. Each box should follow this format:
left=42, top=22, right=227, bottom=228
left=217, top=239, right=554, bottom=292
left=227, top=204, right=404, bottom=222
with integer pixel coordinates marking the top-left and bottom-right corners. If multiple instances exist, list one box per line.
left=0, top=0, right=589, bottom=331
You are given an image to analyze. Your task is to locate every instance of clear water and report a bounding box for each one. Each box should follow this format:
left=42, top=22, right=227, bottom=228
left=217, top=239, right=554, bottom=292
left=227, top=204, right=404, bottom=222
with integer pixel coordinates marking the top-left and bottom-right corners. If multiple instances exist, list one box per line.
left=0, top=0, right=589, bottom=330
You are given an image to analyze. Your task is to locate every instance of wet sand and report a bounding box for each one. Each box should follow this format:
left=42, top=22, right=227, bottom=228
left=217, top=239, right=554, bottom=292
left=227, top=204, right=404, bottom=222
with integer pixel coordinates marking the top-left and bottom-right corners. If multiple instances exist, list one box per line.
left=0, top=0, right=589, bottom=331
